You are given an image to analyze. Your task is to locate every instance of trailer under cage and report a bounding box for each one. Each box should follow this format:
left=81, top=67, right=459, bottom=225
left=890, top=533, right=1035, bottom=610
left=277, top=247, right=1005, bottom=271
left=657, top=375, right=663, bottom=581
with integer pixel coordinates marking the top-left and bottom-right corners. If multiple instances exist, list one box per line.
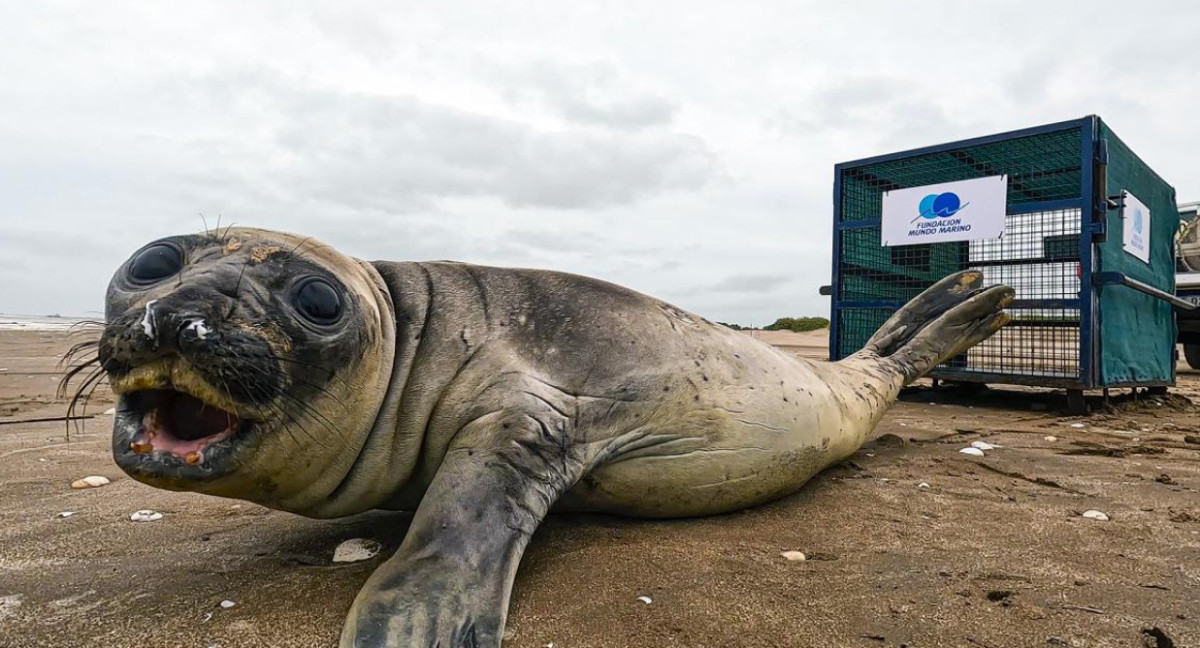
left=825, top=116, right=1179, bottom=413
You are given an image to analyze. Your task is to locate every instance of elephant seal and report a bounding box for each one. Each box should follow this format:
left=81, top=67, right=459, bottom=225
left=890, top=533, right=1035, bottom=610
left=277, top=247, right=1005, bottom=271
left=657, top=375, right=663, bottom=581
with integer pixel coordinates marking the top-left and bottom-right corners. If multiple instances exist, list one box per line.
left=88, top=227, right=1012, bottom=647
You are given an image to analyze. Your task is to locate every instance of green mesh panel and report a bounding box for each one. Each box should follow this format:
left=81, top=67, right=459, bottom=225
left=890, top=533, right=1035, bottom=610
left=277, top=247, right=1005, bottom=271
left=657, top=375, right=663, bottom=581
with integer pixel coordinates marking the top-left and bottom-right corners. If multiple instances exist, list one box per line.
left=840, top=127, right=1083, bottom=223
left=837, top=227, right=968, bottom=303
left=1096, top=122, right=1178, bottom=385
left=837, top=308, right=892, bottom=357
left=835, top=124, right=1085, bottom=364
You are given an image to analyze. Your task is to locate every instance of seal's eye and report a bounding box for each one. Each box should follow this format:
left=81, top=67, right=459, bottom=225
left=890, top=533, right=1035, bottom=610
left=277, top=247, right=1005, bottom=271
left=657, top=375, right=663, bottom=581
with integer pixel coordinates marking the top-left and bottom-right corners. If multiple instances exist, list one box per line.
left=128, top=243, right=183, bottom=284
left=293, top=278, right=342, bottom=325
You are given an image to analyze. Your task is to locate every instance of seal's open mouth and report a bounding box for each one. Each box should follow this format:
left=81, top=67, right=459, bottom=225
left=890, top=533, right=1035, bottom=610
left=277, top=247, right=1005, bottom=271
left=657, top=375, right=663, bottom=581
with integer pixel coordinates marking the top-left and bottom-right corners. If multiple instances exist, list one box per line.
left=121, top=388, right=246, bottom=468
left=107, top=355, right=277, bottom=483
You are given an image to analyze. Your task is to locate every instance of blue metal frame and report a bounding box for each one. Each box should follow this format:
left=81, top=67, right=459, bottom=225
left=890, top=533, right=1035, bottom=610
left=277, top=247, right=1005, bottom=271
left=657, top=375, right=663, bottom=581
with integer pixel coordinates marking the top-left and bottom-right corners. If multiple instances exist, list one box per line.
left=829, top=116, right=1101, bottom=387
left=829, top=166, right=843, bottom=358
left=1079, top=115, right=1098, bottom=388
left=833, top=117, right=1091, bottom=171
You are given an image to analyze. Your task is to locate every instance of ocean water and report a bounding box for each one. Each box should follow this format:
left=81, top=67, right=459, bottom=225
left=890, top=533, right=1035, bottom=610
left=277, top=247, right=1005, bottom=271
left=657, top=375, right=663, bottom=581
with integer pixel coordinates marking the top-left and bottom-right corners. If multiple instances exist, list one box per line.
left=0, top=314, right=95, bottom=332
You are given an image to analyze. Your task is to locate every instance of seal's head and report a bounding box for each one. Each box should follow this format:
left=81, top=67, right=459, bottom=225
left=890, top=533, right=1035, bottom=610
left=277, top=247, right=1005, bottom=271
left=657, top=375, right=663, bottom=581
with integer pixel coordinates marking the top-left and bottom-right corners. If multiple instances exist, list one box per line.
left=99, top=227, right=395, bottom=515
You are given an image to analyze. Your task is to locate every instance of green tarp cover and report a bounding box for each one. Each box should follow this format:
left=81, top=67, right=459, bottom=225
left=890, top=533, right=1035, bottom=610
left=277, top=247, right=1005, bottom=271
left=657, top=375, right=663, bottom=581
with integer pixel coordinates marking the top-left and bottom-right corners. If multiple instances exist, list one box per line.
left=1096, top=121, right=1178, bottom=386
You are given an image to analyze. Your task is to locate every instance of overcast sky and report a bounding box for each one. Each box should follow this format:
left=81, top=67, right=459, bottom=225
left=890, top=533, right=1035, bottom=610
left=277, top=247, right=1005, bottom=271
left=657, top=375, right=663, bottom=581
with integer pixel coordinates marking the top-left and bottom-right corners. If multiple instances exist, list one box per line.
left=2, top=1, right=1197, bottom=326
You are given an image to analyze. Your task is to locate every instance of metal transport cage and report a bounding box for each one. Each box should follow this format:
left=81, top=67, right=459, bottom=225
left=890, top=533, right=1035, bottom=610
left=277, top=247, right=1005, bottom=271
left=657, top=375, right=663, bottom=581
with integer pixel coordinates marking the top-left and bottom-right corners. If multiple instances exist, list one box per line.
left=827, top=116, right=1178, bottom=412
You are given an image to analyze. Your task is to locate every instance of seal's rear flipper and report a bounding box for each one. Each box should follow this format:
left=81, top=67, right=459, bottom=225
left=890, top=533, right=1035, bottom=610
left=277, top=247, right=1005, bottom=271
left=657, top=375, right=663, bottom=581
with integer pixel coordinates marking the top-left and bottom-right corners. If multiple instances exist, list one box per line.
left=858, top=270, right=1014, bottom=384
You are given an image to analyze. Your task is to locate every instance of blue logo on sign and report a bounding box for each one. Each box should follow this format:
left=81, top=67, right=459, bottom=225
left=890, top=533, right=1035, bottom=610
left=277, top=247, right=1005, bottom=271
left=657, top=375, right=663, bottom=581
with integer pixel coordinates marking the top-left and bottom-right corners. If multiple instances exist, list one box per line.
left=1133, top=208, right=1144, bottom=233
left=917, top=192, right=969, bottom=221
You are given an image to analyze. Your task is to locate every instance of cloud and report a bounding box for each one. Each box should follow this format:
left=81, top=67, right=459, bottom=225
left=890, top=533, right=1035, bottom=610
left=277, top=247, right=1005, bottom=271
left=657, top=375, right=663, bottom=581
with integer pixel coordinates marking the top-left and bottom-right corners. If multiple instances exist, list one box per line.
left=496, top=61, right=678, bottom=130
left=499, top=228, right=604, bottom=255
left=766, top=76, right=962, bottom=151
left=705, top=273, right=794, bottom=294
left=174, top=76, right=718, bottom=212
left=1, top=0, right=1198, bottom=329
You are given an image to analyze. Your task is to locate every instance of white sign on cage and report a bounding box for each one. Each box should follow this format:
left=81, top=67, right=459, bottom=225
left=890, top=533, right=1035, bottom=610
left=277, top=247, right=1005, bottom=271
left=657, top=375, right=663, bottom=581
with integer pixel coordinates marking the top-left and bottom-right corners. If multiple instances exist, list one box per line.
left=881, top=175, right=1008, bottom=247
left=1121, top=190, right=1151, bottom=264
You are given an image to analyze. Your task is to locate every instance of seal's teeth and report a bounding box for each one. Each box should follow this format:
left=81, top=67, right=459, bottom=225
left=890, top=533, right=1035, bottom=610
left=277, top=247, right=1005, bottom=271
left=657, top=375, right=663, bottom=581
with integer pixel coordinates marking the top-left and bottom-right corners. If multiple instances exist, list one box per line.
left=184, top=451, right=203, bottom=465
left=131, top=440, right=153, bottom=454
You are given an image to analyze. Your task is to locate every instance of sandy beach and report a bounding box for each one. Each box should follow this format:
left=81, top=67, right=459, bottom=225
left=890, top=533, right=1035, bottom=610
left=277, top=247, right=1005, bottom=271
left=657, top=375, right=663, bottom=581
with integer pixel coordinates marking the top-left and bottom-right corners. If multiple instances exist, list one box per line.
left=1, top=327, right=1198, bottom=648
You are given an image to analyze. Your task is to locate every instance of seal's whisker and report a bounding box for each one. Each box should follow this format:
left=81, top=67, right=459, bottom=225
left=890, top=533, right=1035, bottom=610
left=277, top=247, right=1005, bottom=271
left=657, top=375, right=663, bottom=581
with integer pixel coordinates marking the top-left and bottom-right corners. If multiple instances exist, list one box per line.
left=263, top=352, right=349, bottom=385
left=253, top=351, right=351, bottom=411
left=59, top=348, right=98, bottom=372
left=242, top=370, right=342, bottom=439
left=59, top=354, right=101, bottom=397
left=60, top=336, right=103, bottom=368
left=223, top=362, right=334, bottom=448
left=76, top=371, right=110, bottom=424
left=66, top=320, right=106, bottom=336
left=287, top=237, right=315, bottom=257
left=214, top=370, right=305, bottom=451
left=63, top=363, right=107, bottom=441
left=255, top=389, right=327, bottom=451
left=286, top=237, right=338, bottom=259
left=268, top=355, right=338, bottom=374
left=277, top=374, right=348, bottom=411
left=59, top=327, right=113, bottom=441
left=270, top=399, right=332, bottom=450
left=264, top=366, right=350, bottom=412
left=259, top=384, right=341, bottom=442
left=233, top=257, right=250, bottom=296
left=276, top=393, right=339, bottom=439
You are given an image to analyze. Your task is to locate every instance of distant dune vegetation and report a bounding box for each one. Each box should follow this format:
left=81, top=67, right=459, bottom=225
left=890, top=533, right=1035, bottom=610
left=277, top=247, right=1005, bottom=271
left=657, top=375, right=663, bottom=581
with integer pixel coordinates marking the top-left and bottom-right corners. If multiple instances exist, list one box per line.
left=717, top=317, right=830, bottom=332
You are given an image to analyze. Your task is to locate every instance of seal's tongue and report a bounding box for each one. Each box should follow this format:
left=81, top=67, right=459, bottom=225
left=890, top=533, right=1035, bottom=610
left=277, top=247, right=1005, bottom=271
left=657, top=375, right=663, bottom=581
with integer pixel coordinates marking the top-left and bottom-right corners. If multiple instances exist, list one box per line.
left=130, top=389, right=238, bottom=463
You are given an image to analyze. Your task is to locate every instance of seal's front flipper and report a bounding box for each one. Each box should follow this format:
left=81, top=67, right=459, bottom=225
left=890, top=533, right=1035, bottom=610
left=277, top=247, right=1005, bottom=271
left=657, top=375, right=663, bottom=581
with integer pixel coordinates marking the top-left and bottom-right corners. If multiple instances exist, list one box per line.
left=340, top=410, right=586, bottom=648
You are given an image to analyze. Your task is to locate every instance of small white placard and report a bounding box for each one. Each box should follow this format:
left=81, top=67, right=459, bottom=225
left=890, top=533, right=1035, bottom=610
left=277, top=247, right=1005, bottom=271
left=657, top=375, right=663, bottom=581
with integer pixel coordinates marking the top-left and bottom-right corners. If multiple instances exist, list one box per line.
left=1122, top=190, right=1151, bottom=264
left=881, top=175, right=1008, bottom=247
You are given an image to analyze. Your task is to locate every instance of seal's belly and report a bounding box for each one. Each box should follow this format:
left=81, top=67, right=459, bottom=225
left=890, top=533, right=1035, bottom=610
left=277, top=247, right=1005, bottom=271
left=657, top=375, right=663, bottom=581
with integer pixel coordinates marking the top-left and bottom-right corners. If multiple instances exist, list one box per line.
left=558, top=443, right=834, bottom=518
left=556, top=386, right=855, bottom=518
